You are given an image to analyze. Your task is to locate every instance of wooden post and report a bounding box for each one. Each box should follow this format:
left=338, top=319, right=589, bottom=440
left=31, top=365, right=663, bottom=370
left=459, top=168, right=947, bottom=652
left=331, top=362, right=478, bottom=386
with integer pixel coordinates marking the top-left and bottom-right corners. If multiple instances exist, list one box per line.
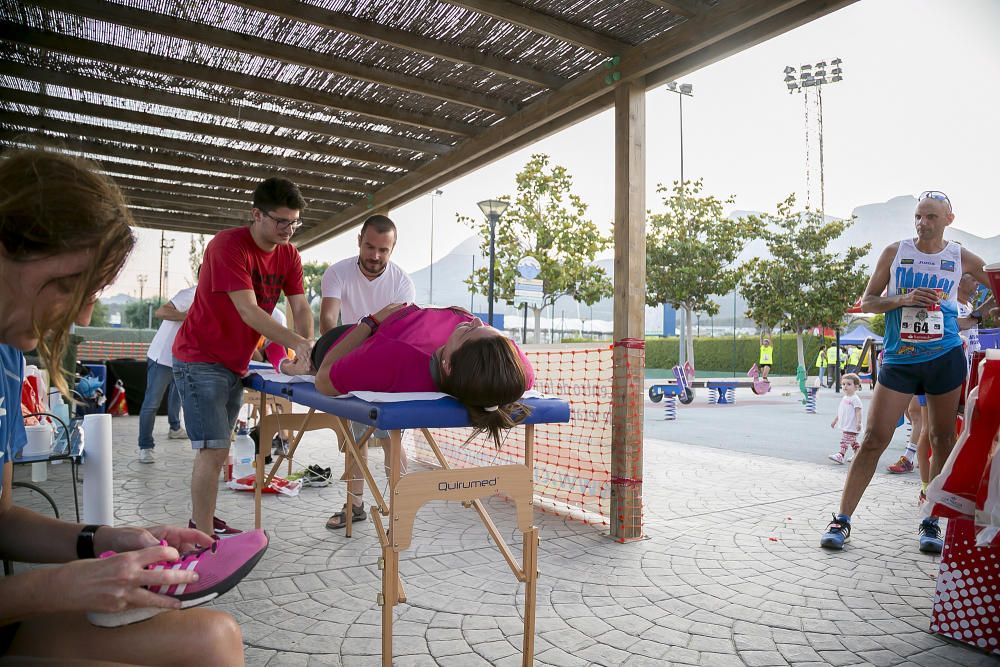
left=611, top=79, right=646, bottom=541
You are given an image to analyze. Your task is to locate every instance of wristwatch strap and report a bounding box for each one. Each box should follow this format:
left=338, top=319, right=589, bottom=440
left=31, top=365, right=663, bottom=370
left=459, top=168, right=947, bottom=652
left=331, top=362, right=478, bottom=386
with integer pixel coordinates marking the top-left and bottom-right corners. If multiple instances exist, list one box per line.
left=360, top=315, right=379, bottom=332
left=76, top=524, right=104, bottom=559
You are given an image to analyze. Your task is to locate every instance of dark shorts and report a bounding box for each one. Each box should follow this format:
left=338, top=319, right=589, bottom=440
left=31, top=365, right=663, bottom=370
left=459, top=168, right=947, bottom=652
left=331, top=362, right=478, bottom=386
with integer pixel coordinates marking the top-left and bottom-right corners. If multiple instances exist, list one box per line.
left=878, top=346, right=966, bottom=396
left=312, top=324, right=353, bottom=371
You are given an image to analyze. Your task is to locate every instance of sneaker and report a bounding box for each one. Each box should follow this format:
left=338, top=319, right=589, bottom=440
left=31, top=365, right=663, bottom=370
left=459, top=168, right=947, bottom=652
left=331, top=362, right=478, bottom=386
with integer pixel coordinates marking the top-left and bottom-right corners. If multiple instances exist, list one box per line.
left=138, top=448, right=155, bottom=464
left=87, top=529, right=268, bottom=627
left=168, top=428, right=187, bottom=440
left=828, top=452, right=845, bottom=464
left=188, top=516, right=244, bottom=536
left=820, top=513, right=851, bottom=550
left=886, top=456, right=914, bottom=474
left=919, top=517, right=944, bottom=553
left=918, top=488, right=927, bottom=506
left=303, top=464, right=332, bottom=488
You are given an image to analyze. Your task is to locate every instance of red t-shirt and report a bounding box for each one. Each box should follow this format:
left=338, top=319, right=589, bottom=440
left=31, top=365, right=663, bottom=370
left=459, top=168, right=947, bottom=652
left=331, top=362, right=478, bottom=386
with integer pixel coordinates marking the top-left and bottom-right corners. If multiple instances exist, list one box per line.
left=173, top=226, right=304, bottom=375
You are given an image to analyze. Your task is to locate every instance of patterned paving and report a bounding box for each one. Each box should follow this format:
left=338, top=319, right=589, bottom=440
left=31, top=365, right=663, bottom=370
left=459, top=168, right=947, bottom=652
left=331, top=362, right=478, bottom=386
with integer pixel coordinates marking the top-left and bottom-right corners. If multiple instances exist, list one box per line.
left=12, top=409, right=995, bottom=666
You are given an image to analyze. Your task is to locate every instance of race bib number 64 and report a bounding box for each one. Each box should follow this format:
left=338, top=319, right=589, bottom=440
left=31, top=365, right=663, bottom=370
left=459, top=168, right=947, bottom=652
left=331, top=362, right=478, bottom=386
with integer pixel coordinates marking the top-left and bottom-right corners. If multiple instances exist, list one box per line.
left=900, top=306, right=943, bottom=342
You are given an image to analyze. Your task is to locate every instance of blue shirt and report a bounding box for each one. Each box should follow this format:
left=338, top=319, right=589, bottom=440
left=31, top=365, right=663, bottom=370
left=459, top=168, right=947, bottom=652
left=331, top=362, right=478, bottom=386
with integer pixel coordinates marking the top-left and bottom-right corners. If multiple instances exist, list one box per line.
left=0, top=344, right=27, bottom=469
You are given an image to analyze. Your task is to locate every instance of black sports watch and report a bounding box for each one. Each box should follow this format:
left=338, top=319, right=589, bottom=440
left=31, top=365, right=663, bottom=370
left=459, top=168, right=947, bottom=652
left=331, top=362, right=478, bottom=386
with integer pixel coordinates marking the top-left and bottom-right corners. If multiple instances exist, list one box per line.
left=359, top=315, right=379, bottom=333
left=76, top=524, right=105, bottom=559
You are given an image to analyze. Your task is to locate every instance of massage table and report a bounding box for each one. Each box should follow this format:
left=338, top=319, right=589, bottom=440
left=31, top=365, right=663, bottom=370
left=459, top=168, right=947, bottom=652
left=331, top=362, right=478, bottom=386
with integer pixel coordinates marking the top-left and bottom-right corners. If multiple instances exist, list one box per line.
left=242, top=368, right=571, bottom=666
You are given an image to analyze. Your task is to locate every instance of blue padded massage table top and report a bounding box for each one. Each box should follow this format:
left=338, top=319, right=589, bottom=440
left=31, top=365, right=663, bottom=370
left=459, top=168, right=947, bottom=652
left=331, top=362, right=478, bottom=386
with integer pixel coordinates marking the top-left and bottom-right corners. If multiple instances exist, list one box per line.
left=243, top=373, right=571, bottom=431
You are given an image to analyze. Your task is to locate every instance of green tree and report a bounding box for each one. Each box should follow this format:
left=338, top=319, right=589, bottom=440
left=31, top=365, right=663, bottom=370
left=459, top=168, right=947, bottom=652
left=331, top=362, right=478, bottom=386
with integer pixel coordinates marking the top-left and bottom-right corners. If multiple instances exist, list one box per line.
left=457, top=154, right=612, bottom=342
left=869, top=313, right=885, bottom=336
left=646, top=179, right=757, bottom=368
left=740, top=195, right=871, bottom=372
left=89, top=301, right=110, bottom=327
left=188, top=234, right=208, bottom=287
left=123, top=299, right=160, bottom=329
left=302, top=261, right=329, bottom=303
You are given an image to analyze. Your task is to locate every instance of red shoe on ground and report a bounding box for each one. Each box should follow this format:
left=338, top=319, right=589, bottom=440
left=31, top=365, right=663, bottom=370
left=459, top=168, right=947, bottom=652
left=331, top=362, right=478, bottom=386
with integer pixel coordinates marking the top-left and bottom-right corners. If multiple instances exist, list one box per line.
left=188, top=516, right=243, bottom=536
left=886, top=456, right=914, bottom=474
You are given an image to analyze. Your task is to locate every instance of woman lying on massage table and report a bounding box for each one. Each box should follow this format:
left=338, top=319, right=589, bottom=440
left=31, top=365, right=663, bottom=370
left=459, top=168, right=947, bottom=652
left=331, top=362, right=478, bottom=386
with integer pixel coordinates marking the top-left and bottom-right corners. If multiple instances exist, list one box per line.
left=295, top=302, right=535, bottom=448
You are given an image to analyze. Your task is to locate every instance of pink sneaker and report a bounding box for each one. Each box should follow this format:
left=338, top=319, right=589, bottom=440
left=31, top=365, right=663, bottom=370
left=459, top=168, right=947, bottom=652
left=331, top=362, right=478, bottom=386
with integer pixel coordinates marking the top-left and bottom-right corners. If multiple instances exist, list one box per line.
left=87, top=529, right=268, bottom=627
left=828, top=452, right=845, bottom=464
left=886, top=456, right=914, bottom=474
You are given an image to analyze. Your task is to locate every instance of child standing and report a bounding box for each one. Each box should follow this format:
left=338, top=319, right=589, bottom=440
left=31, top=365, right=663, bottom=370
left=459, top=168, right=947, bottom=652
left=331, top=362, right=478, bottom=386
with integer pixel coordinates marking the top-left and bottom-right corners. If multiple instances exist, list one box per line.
left=829, top=373, right=863, bottom=464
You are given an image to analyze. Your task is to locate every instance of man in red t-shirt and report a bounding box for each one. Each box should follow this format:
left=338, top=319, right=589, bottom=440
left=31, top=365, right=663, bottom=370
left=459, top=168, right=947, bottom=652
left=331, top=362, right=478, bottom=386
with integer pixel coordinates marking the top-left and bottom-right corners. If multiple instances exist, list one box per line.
left=173, top=177, right=314, bottom=536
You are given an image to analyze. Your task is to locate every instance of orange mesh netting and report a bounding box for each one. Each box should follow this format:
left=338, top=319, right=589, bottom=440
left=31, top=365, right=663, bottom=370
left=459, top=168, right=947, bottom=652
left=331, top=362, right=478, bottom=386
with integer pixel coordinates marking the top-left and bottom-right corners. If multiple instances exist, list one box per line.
left=412, top=346, right=614, bottom=525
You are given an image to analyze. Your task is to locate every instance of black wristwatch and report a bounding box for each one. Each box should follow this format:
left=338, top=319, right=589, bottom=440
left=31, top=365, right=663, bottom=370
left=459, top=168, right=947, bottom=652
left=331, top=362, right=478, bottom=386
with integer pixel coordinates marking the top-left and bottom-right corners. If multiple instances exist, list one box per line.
left=360, top=315, right=379, bottom=333
left=76, top=524, right=104, bottom=559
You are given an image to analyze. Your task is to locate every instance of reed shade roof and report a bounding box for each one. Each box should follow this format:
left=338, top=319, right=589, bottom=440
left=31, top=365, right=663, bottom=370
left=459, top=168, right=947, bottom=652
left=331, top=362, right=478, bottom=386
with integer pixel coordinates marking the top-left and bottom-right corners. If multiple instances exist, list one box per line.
left=0, top=0, right=854, bottom=245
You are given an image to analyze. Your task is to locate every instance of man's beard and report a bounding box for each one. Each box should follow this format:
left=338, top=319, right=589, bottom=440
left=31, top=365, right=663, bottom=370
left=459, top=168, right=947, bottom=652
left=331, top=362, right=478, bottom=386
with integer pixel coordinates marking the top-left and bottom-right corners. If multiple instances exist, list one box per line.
left=360, top=258, right=387, bottom=277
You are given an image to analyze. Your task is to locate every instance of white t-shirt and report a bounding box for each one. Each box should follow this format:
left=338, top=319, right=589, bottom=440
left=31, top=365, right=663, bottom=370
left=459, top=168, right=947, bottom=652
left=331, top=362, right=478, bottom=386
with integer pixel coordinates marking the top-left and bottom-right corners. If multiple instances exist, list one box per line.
left=837, top=393, right=863, bottom=434
left=320, top=257, right=415, bottom=325
left=147, top=286, right=196, bottom=367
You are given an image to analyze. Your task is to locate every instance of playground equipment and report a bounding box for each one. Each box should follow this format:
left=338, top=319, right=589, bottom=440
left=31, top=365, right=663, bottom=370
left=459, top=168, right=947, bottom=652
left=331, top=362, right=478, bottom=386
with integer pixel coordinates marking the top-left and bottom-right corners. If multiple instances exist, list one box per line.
left=648, top=364, right=694, bottom=408
left=746, top=363, right=772, bottom=395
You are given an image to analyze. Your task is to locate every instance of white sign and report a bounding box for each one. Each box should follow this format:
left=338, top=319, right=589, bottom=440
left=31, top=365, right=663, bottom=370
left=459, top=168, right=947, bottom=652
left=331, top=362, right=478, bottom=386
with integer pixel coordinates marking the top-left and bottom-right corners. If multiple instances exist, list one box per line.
left=514, top=277, right=544, bottom=307
left=516, top=256, right=541, bottom=280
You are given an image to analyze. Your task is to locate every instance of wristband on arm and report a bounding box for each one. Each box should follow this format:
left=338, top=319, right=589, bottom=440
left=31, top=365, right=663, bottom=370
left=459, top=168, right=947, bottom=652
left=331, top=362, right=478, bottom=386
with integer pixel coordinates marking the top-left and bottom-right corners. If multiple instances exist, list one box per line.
left=76, top=524, right=105, bottom=559
left=360, top=315, right=379, bottom=333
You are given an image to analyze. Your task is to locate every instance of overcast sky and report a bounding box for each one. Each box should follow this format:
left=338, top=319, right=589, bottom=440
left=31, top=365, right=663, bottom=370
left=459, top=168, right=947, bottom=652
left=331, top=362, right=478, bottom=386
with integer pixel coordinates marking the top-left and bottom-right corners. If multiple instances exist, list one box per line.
left=114, top=0, right=1000, bottom=300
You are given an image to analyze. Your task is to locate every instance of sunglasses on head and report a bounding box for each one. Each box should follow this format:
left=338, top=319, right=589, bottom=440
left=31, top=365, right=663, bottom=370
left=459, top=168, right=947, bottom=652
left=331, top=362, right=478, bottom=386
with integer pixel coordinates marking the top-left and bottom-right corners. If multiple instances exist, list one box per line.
left=919, top=190, right=950, bottom=205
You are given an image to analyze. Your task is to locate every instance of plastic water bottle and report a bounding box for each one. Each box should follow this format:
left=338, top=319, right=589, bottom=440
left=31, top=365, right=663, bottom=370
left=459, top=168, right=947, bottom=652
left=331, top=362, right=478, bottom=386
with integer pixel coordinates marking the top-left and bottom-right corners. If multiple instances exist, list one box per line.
left=232, top=424, right=255, bottom=480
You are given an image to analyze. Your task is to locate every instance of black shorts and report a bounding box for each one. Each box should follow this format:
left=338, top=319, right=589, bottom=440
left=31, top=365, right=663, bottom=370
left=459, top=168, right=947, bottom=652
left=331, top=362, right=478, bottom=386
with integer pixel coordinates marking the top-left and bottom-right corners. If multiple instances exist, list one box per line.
left=311, top=324, right=353, bottom=371
left=878, top=346, right=966, bottom=396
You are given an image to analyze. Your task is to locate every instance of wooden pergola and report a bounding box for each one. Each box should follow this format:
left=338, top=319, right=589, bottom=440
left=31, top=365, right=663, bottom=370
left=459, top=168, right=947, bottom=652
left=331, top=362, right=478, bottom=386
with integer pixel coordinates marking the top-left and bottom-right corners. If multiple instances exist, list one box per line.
left=0, top=0, right=857, bottom=538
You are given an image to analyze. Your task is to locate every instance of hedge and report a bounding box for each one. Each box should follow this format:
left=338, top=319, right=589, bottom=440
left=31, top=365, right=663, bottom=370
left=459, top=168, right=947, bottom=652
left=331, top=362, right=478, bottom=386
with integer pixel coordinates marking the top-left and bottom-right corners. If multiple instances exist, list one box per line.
left=646, top=334, right=836, bottom=375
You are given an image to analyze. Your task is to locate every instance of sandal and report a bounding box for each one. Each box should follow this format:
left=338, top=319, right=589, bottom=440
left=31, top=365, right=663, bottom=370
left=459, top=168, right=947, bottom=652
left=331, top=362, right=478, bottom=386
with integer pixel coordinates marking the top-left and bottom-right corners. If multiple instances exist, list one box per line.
left=326, top=502, right=366, bottom=530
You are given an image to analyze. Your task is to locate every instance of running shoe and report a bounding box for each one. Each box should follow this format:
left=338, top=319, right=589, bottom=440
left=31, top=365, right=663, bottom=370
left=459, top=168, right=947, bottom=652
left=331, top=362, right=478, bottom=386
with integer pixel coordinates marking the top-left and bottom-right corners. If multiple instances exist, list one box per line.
left=886, top=456, right=914, bottom=474
left=138, top=448, right=155, bottom=464
left=303, top=464, right=332, bottom=488
left=820, top=513, right=851, bottom=550
left=828, top=452, right=845, bottom=464
left=168, top=428, right=187, bottom=440
left=919, top=517, right=943, bottom=554
left=188, top=516, right=243, bottom=536
left=88, top=529, right=268, bottom=627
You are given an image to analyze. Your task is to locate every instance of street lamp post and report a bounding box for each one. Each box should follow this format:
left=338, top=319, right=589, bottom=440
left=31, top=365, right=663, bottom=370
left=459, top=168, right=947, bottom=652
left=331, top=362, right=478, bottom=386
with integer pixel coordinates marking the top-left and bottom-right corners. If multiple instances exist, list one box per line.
left=137, top=274, right=147, bottom=302
left=157, top=230, right=175, bottom=305
left=428, top=189, right=443, bottom=306
left=664, top=81, right=694, bottom=364
left=477, top=199, right=509, bottom=327
left=783, top=58, right=844, bottom=216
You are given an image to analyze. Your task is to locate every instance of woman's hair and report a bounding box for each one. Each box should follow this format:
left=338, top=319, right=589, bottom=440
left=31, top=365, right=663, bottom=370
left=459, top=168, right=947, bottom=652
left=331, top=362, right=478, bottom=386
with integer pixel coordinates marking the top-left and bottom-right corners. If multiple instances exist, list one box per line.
left=0, top=149, right=136, bottom=393
left=437, top=335, right=533, bottom=449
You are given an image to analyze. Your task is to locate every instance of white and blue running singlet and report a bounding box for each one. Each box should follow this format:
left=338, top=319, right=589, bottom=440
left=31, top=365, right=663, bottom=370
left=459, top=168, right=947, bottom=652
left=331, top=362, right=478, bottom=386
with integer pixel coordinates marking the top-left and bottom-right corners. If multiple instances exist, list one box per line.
left=883, top=239, right=963, bottom=365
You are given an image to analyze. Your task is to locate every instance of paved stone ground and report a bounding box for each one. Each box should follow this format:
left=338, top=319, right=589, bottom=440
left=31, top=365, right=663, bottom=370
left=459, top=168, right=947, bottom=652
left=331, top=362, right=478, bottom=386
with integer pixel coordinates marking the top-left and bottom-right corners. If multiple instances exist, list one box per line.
left=11, top=398, right=995, bottom=666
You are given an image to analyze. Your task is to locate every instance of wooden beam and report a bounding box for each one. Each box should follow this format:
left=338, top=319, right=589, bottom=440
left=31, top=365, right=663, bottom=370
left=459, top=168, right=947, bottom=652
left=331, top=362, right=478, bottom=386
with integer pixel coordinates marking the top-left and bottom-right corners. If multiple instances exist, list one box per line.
left=2, top=23, right=477, bottom=137
left=132, top=217, right=229, bottom=236
left=644, top=0, right=703, bottom=18
left=645, top=0, right=858, bottom=88
left=0, top=61, right=449, bottom=157
left=29, top=0, right=516, bottom=117
left=447, top=0, right=626, bottom=55
left=0, top=87, right=424, bottom=172
left=91, top=164, right=357, bottom=206
left=0, top=110, right=394, bottom=184
left=610, top=79, right=646, bottom=543
left=118, top=185, right=343, bottom=217
left=0, top=128, right=372, bottom=195
left=129, top=202, right=245, bottom=224
left=295, top=0, right=817, bottom=247
left=122, top=188, right=337, bottom=222
left=134, top=212, right=257, bottom=233
left=230, top=0, right=564, bottom=89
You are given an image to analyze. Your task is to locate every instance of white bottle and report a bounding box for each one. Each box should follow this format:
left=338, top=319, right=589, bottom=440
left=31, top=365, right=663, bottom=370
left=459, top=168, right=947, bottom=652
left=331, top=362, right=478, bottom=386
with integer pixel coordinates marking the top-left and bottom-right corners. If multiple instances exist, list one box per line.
left=232, top=425, right=256, bottom=480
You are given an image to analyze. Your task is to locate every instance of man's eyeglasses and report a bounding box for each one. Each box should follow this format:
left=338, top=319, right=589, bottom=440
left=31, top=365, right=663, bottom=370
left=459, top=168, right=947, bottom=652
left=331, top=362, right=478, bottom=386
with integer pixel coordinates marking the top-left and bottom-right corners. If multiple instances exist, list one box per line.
left=919, top=190, right=951, bottom=205
left=260, top=209, right=302, bottom=231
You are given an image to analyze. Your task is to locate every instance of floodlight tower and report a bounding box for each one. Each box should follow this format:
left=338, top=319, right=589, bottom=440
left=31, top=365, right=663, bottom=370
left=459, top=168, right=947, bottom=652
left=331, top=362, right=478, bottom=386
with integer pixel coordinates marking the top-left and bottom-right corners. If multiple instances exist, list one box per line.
left=783, top=58, right=844, bottom=216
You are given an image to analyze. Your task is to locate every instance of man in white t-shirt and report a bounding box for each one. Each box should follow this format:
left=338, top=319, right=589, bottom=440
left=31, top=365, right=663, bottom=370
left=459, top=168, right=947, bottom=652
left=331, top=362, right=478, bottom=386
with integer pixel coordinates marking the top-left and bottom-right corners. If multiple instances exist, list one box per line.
left=319, top=214, right=415, bottom=529
left=137, top=285, right=196, bottom=463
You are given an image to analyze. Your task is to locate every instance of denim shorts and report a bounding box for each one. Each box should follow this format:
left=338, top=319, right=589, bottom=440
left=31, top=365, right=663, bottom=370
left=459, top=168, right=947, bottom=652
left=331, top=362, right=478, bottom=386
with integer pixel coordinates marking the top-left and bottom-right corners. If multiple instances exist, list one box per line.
left=350, top=420, right=390, bottom=443
left=172, top=360, right=244, bottom=450
left=878, top=346, right=966, bottom=396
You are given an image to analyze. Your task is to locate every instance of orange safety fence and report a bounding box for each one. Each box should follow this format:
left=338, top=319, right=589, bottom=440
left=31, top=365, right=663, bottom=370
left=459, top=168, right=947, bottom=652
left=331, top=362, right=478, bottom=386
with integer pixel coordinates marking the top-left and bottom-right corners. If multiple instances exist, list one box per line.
left=77, top=341, right=150, bottom=361
left=413, top=346, right=615, bottom=526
